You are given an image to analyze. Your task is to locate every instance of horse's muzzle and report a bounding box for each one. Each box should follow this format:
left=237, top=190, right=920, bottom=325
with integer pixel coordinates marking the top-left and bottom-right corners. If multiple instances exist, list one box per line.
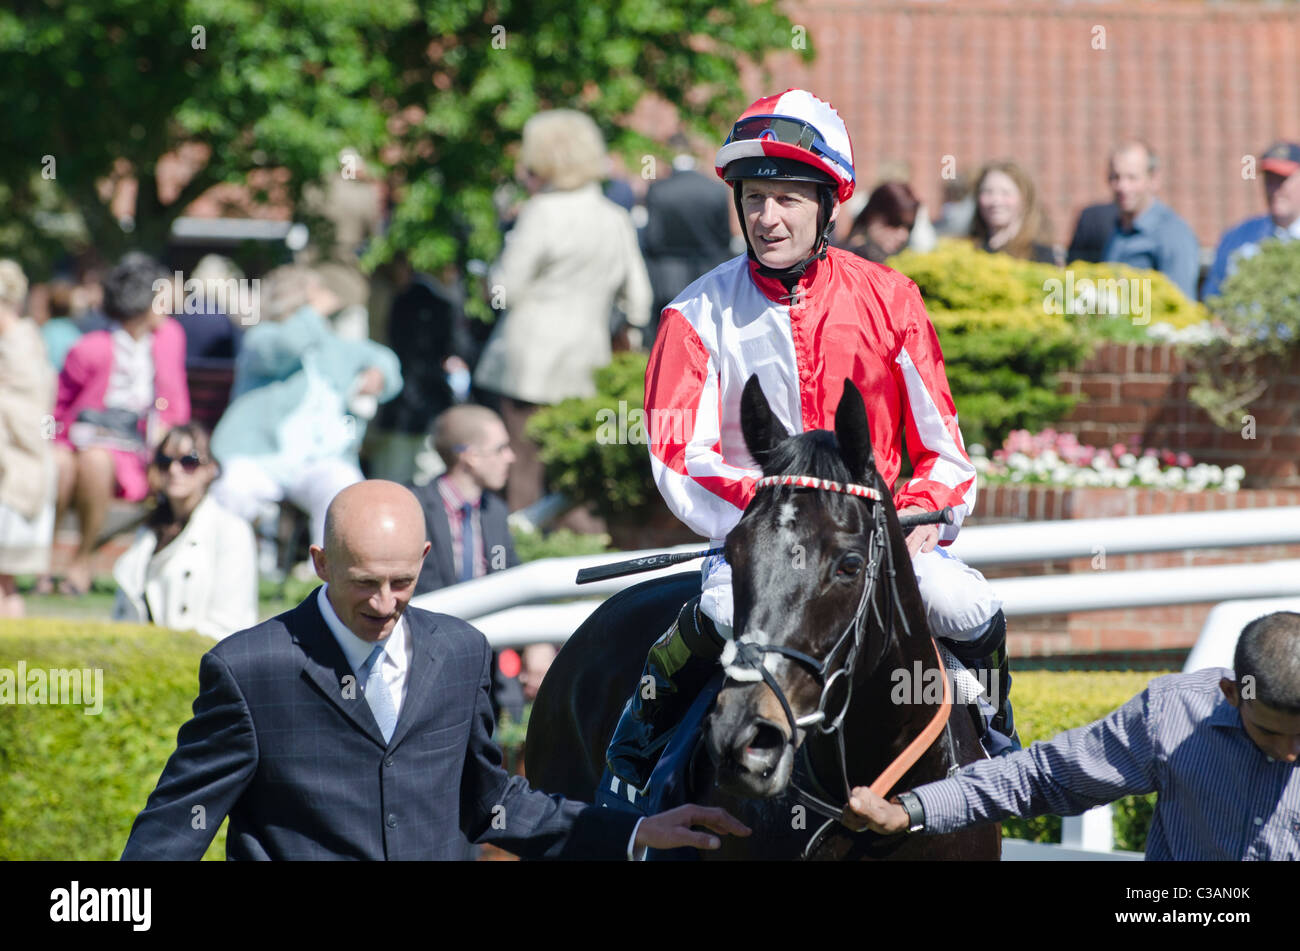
left=705, top=690, right=796, bottom=797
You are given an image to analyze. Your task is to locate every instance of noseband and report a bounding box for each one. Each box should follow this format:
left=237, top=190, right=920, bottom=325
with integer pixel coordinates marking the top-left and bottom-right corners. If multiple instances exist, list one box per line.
left=723, top=473, right=956, bottom=827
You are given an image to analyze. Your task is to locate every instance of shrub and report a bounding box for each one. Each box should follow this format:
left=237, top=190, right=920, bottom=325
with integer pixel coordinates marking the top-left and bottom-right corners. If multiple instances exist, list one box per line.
left=0, top=619, right=226, bottom=860
left=1190, top=240, right=1300, bottom=427
left=527, top=352, right=657, bottom=523
left=510, top=526, right=612, bottom=562
left=889, top=241, right=1206, bottom=449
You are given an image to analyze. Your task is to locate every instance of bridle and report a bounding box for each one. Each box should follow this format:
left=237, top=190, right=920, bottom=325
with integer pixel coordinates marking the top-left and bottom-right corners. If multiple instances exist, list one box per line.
left=722, top=473, right=956, bottom=828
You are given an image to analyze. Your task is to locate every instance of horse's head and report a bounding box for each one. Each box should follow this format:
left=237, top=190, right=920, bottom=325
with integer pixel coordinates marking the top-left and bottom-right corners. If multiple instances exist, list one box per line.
left=705, top=375, right=893, bottom=800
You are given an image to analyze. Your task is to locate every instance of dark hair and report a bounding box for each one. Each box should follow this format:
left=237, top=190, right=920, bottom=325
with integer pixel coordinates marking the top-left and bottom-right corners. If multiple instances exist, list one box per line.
left=147, top=423, right=217, bottom=533
left=1234, top=612, right=1300, bottom=713
left=852, top=182, right=920, bottom=235
left=102, top=252, right=170, bottom=323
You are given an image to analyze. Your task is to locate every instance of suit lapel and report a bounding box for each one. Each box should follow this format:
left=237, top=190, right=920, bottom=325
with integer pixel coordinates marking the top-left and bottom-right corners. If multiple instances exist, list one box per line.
left=291, top=592, right=388, bottom=746
left=389, top=608, right=448, bottom=749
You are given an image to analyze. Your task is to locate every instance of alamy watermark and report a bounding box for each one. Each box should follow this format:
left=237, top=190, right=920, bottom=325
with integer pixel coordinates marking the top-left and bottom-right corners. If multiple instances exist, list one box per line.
left=0, top=662, right=103, bottom=715
left=1043, top=270, right=1150, bottom=325
left=152, top=271, right=261, bottom=325
left=595, top=400, right=693, bottom=445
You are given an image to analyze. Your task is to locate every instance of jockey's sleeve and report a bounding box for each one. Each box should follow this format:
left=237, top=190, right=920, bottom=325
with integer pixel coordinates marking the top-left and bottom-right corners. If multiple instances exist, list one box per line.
left=890, top=286, right=977, bottom=543
left=644, top=306, right=758, bottom=541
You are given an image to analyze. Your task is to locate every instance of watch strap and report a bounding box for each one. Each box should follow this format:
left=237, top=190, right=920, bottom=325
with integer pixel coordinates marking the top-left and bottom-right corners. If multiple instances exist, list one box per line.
left=896, top=791, right=925, bottom=833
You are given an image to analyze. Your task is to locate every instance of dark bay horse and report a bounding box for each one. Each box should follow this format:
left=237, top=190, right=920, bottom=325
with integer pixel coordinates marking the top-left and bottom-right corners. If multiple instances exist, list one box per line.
left=526, top=377, right=999, bottom=859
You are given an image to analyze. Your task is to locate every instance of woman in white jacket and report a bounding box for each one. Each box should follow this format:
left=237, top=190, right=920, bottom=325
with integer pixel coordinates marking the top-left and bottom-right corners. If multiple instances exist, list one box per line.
left=113, top=423, right=257, bottom=639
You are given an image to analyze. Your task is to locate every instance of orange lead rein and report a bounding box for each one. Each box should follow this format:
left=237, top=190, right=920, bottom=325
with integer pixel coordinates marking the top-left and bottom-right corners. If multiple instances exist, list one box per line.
left=866, top=634, right=952, bottom=799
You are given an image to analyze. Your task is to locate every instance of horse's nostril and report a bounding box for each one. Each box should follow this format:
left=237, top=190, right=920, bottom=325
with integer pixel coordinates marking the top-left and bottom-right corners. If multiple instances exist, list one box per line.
left=747, top=721, right=786, bottom=753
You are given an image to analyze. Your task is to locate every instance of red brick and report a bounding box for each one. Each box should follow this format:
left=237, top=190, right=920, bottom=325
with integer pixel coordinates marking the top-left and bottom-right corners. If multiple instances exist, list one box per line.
left=1120, top=380, right=1171, bottom=401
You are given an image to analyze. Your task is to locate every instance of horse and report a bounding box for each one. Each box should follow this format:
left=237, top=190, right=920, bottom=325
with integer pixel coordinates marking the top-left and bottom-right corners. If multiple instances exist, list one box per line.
left=526, top=376, right=1000, bottom=859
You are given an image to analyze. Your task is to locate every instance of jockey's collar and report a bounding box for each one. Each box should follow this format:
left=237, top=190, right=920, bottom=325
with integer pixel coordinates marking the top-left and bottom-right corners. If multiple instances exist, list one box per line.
left=748, top=254, right=831, bottom=306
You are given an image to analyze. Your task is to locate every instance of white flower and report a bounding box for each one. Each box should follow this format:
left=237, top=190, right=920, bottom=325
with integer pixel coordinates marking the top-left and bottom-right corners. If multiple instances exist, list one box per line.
left=1113, top=470, right=1134, bottom=488
left=1226, top=465, right=1246, bottom=481
left=1119, top=453, right=1137, bottom=467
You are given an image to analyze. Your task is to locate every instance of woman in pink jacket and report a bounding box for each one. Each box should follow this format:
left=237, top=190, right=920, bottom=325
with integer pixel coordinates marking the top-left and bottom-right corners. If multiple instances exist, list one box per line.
left=48, top=253, right=189, bottom=595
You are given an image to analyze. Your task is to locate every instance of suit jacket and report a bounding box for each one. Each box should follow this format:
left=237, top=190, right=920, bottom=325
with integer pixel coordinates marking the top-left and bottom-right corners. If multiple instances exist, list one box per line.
left=1067, top=202, right=1120, bottom=264
left=412, top=482, right=519, bottom=596
left=120, top=591, right=637, bottom=860
left=642, top=168, right=734, bottom=323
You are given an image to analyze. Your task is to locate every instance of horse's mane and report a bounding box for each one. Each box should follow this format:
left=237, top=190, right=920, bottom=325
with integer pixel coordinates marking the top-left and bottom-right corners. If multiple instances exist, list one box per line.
left=759, top=429, right=877, bottom=522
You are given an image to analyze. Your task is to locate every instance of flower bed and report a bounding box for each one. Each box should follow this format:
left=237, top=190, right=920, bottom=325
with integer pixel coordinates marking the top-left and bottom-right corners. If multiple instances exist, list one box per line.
left=972, top=428, right=1244, bottom=491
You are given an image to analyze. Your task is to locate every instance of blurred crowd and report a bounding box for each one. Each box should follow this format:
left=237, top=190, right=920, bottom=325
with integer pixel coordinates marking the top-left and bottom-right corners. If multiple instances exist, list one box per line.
left=2, top=107, right=1298, bottom=705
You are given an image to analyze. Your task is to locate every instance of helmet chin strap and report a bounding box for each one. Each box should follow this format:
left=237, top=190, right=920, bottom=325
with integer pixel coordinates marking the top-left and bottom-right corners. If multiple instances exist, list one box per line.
left=734, top=185, right=837, bottom=288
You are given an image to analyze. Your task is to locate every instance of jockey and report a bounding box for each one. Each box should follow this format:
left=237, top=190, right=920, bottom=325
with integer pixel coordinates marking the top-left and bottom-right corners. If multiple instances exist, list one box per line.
left=600, top=89, right=1019, bottom=811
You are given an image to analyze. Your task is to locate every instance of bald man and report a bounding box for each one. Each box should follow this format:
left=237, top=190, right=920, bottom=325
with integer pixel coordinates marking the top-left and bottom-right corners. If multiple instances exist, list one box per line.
left=122, top=480, right=747, bottom=860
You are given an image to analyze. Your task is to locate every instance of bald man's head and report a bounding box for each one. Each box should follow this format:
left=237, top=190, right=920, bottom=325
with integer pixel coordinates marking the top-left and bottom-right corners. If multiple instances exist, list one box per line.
left=312, top=480, right=431, bottom=642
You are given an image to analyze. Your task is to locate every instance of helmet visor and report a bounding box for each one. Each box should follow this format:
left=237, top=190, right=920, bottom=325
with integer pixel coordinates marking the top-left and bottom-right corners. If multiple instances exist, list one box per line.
left=725, top=115, right=852, bottom=178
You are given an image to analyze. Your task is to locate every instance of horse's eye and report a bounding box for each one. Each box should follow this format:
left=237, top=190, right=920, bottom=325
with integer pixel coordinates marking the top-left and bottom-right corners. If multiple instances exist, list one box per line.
left=836, top=553, right=864, bottom=577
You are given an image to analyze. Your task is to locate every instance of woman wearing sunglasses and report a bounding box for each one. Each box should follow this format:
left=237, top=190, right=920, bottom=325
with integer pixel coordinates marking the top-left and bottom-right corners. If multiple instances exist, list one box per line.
left=112, top=423, right=257, bottom=639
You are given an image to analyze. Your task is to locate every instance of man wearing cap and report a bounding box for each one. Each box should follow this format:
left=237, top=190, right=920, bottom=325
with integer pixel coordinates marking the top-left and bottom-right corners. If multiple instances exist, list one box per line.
left=1203, top=142, right=1300, bottom=300
left=598, top=89, right=1016, bottom=812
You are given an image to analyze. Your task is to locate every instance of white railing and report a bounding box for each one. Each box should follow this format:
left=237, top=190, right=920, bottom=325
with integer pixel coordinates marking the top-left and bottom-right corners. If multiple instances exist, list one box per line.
left=413, top=506, right=1300, bottom=645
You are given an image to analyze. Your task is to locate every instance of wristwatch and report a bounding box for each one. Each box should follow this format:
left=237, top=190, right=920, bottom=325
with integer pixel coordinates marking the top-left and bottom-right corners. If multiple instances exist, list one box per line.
left=894, top=791, right=926, bottom=834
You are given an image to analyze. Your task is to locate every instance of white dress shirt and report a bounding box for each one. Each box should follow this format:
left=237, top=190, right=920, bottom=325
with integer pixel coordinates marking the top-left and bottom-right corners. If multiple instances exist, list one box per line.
left=316, top=585, right=411, bottom=720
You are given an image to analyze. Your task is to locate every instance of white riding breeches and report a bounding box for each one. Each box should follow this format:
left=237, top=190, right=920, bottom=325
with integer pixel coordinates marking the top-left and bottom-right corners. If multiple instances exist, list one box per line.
left=699, top=543, right=1001, bottom=643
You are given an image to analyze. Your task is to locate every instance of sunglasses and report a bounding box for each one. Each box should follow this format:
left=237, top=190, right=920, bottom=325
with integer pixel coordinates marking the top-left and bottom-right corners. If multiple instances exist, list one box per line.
left=725, top=115, right=853, bottom=177
left=154, top=451, right=205, bottom=472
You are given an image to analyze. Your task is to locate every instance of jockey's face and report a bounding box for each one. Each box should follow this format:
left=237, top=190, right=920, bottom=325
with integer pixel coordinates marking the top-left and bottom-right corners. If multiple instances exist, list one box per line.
left=740, top=179, right=838, bottom=271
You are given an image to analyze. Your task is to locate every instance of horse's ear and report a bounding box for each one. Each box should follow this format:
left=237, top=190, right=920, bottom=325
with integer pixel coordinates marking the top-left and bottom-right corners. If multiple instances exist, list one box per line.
left=741, top=374, right=789, bottom=469
left=835, top=379, right=875, bottom=480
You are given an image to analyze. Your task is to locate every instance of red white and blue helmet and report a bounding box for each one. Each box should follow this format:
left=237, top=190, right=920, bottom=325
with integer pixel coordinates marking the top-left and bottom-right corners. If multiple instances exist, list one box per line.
left=715, top=89, right=856, bottom=204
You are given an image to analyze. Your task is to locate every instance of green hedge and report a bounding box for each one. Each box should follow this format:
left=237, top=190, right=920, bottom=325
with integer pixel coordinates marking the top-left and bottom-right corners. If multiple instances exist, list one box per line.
left=1, top=618, right=1164, bottom=857
left=0, top=619, right=227, bottom=860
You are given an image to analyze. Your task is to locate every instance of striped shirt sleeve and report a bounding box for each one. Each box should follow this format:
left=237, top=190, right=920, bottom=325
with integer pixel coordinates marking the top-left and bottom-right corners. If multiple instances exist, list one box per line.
left=912, top=688, right=1159, bottom=834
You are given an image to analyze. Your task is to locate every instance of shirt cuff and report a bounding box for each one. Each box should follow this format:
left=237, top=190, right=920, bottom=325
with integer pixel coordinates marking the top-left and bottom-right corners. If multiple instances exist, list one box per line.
left=627, top=817, right=648, bottom=861
left=911, top=778, right=972, bottom=835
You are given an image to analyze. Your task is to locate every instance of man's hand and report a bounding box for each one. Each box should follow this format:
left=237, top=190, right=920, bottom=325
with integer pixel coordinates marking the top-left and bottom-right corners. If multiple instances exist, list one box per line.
left=897, top=505, right=939, bottom=557
left=635, top=804, right=751, bottom=852
left=842, top=786, right=910, bottom=835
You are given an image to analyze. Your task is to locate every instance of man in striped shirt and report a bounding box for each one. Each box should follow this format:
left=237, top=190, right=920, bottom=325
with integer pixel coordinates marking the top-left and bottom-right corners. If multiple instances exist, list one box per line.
left=845, top=611, right=1300, bottom=860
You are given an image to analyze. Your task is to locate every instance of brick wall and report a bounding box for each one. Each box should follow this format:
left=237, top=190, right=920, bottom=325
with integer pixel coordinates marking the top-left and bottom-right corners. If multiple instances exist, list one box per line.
left=1055, top=342, right=1300, bottom=486
left=774, top=0, right=1300, bottom=250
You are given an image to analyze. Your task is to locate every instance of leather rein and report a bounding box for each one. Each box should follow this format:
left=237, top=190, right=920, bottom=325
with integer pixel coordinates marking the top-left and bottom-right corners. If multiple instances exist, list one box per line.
left=725, top=474, right=957, bottom=826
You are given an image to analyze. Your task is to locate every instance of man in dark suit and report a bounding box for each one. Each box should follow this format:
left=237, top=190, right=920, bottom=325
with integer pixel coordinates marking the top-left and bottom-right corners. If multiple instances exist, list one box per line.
left=410, top=405, right=518, bottom=596
left=642, top=135, right=735, bottom=344
left=121, top=480, right=748, bottom=860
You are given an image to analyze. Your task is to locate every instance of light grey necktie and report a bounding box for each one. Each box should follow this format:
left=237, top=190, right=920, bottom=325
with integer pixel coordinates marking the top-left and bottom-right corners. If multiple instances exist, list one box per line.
left=360, top=643, right=398, bottom=743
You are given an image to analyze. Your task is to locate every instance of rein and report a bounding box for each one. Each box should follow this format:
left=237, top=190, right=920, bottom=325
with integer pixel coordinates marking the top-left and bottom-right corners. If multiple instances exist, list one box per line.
left=727, top=473, right=956, bottom=825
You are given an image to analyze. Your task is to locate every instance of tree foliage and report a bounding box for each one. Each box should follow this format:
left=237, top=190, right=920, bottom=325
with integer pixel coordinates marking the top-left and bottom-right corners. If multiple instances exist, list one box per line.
left=0, top=0, right=807, bottom=278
